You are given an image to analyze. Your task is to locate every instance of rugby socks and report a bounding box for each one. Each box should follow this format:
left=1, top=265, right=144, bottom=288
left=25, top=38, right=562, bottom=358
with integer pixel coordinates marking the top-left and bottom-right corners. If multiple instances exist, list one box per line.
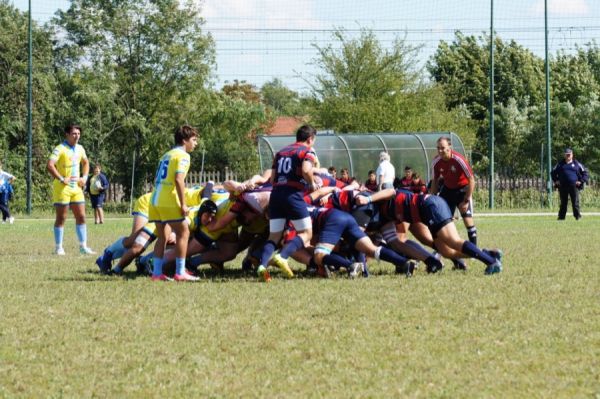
left=175, top=258, right=186, bottom=276
left=259, top=240, right=277, bottom=266
left=54, top=226, right=64, bottom=249
left=379, top=246, right=409, bottom=266
left=152, top=257, right=164, bottom=277
left=279, top=236, right=304, bottom=259
left=139, top=253, right=153, bottom=268
left=112, top=266, right=123, bottom=274
left=75, top=224, right=87, bottom=248
left=106, top=237, right=126, bottom=259
left=467, top=226, right=477, bottom=245
left=323, top=253, right=352, bottom=270
left=461, top=241, right=495, bottom=265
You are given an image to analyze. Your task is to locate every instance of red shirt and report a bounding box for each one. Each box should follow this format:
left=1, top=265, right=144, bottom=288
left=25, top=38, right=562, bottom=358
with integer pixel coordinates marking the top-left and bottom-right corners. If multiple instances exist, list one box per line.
left=431, top=151, right=473, bottom=189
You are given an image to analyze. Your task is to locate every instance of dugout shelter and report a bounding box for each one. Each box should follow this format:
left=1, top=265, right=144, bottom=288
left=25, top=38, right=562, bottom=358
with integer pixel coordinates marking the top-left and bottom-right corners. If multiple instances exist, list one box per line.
left=257, top=132, right=467, bottom=184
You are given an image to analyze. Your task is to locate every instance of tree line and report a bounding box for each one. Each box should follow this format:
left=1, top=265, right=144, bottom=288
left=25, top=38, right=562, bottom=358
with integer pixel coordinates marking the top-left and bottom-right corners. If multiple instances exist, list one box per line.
left=1, top=0, right=599, bottom=209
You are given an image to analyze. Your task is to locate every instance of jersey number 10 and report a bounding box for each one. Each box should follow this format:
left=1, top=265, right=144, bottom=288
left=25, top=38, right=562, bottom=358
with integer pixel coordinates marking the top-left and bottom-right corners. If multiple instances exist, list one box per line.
left=277, top=157, right=292, bottom=174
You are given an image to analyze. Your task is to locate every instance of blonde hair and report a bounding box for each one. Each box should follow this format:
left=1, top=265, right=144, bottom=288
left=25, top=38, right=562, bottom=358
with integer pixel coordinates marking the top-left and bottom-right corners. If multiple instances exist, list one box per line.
left=379, top=151, right=390, bottom=162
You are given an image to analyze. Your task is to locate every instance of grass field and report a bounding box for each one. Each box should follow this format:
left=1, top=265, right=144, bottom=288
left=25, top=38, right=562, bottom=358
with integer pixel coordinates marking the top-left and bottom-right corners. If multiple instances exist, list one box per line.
left=0, top=215, right=599, bottom=398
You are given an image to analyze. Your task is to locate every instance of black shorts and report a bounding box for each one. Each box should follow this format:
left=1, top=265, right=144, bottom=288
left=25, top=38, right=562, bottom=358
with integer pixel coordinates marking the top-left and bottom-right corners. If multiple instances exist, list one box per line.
left=90, top=193, right=106, bottom=209
left=439, top=186, right=472, bottom=216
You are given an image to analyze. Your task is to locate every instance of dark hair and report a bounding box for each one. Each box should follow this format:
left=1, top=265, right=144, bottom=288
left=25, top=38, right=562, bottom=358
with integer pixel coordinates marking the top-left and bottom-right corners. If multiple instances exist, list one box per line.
left=94, top=163, right=102, bottom=169
left=296, top=124, right=316, bottom=142
left=437, top=136, right=451, bottom=145
left=404, top=166, right=412, bottom=171
left=341, top=168, right=349, bottom=174
left=64, top=124, right=82, bottom=134
left=199, top=200, right=218, bottom=215
left=368, top=170, right=375, bottom=175
left=328, top=166, right=336, bottom=174
left=174, top=125, right=198, bottom=145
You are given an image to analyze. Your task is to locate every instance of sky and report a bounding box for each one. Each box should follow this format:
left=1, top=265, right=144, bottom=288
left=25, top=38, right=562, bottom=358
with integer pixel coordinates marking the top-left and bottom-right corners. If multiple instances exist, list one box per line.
left=13, top=0, right=600, bottom=93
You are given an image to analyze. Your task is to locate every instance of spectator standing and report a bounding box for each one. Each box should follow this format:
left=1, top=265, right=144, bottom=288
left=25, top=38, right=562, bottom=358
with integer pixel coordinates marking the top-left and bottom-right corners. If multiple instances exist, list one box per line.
left=86, top=163, right=109, bottom=224
left=430, top=136, right=478, bottom=245
left=551, top=148, right=589, bottom=220
left=376, top=151, right=395, bottom=190
left=47, top=124, right=95, bottom=255
left=0, top=161, right=15, bottom=224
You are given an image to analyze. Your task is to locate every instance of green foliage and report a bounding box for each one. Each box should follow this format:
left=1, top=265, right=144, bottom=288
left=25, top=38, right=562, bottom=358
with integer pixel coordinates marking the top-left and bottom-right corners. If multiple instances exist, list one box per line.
left=260, top=78, right=306, bottom=116
left=0, top=217, right=598, bottom=397
left=307, top=29, right=475, bottom=143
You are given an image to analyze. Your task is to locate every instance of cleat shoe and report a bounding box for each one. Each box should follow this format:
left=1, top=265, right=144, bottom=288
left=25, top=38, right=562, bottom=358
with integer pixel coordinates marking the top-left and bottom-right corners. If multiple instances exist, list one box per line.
left=488, top=249, right=503, bottom=262
left=151, top=274, right=173, bottom=282
left=8, top=216, right=14, bottom=224
left=484, top=260, right=503, bottom=275
left=396, top=260, right=417, bottom=277
left=54, top=247, right=66, bottom=256
left=271, top=254, right=294, bottom=278
left=241, top=257, right=254, bottom=273
left=174, top=272, right=200, bottom=282
left=426, top=258, right=443, bottom=274
left=80, top=246, right=96, bottom=255
left=452, top=258, right=468, bottom=271
left=95, top=255, right=111, bottom=274
left=257, top=265, right=271, bottom=282
left=143, top=257, right=154, bottom=276
left=348, top=262, right=363, bottom=279
left=135, top=257, right=146, bottom=275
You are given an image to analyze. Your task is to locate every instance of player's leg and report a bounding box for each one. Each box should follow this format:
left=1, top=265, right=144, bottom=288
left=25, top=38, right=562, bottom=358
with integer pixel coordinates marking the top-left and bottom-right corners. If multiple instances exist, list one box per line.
left=558, top=186, right=568, bottom=220
left=53, top=204, right=68, bottom=255
left=111, top=230, right=155, bottom=274
left=169, top=220, right=197, bottom=281
left=457, top=190, right=477, bottom=245
left=71, top=202, right=94, bottom=254
left=96, top=193, right=105, bottom=224
left=570, top=185, right=581, bottom=219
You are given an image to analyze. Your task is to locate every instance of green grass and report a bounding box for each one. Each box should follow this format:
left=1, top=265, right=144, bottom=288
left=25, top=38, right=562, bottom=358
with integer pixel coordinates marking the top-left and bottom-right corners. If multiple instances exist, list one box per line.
left=0, top=216, right=599, bottom=398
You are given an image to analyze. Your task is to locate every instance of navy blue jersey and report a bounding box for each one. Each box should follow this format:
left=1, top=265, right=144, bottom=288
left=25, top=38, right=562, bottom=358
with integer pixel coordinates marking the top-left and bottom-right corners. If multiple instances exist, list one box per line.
left=272, top=142, right=317, bottom=191
left=552, top=160, right=588, bottom=186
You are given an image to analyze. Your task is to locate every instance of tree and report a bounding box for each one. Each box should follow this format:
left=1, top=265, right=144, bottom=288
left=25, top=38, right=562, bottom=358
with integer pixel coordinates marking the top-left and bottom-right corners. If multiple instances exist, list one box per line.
left=52, top=0, right=215, bottom=195
left=0, top=1, right=58, bottom=208
left=260, top=78, right=305, bottom=116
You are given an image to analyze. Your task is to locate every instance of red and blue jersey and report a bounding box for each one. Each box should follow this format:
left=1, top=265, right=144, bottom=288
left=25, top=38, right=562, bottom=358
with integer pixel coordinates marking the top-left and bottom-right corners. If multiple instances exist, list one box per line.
left=380, top=190, right=427, bottom=224
left=431, top=150, right=473, bottom=189
left=272, top=142, right=317, bottom=191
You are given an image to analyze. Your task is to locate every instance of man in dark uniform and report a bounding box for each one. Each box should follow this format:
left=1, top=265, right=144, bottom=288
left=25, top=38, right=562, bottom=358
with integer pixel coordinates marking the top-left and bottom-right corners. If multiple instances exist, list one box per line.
left=430, top=137, right=478, bottom=245
left=552, top=148, right=589, bottom=220
left=256, top=124, right=318, bottom=281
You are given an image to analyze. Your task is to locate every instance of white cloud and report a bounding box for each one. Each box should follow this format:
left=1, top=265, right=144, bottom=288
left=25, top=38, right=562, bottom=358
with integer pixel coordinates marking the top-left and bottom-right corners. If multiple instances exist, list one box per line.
left=529, top=0, right=590, bottom=17
left=199, top=0, right=323, bottom=30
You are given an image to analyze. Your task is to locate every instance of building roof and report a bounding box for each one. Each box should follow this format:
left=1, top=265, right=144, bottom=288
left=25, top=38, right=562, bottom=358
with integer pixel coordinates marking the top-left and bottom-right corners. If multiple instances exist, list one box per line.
left=264, top=116, right=306, bottom=136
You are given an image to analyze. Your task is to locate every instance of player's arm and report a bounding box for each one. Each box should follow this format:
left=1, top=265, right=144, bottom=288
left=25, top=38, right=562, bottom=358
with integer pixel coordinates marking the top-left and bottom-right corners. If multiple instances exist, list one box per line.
left=175, top=172, right=188, bottom=216
left=462, top=175, right=475, bottom=203
left=79, top=156, right=90, bottom=188
left=207, top=211, right=236, bottom=232
left=46, top=159, right=66, bottom=184
left=355, top=188, right=395, bottom=205
left=302, top=159, right=317, bottom=191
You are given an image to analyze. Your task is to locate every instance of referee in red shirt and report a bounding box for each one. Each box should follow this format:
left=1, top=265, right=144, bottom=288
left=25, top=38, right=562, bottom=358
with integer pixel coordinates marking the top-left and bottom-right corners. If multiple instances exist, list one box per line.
left=430, top=136, right=478, bottom=245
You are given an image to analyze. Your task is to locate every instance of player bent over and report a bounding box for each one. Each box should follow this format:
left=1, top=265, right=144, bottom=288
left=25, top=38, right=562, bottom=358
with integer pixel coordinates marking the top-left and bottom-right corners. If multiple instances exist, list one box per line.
left=148, top=125, right=198, bottom=282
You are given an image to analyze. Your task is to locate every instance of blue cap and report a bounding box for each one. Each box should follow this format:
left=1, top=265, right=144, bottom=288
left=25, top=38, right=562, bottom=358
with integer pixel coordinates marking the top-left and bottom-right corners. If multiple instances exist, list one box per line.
left=564, top=148, right=573, bottom=154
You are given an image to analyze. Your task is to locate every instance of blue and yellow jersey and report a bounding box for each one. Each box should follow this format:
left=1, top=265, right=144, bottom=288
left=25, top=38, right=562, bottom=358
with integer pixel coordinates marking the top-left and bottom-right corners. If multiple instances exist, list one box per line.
left=132, top=193, right=152, bottom=218
left=150, top=146, right=190, bottom=207
left=188, top=193, right=238, bottom=241
left=49, top=141, right=87, bottom=187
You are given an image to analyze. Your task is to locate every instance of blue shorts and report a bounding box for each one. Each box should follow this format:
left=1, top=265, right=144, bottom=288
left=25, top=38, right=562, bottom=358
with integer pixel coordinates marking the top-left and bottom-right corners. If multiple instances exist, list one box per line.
left=90, top=193, right=105, bottom=209
left=268, top=186, right=309, bottom=222
left=420, top=196, right=453, bottom=237
left=318, top=209, right=366, bottom=247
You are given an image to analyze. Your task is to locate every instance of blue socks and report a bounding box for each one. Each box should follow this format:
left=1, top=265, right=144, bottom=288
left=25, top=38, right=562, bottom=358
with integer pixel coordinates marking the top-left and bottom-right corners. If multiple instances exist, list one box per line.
left=54, top=226, right=64, bottom=248
left=175, top=258, right=186, bottom=276
left=279, top=236, right=304, bottom=259
left=152, top=257, right=164, bottom=277
left=467, top=226, right=478, bottom=245
left=461, top=241, right=494, bottom=265
left=107, top=237, right=126, bottom=259
left=75, top=224, right=87, bottom=247
left=323, top=253, right=352, bottom=270
left=259, top=240, right=277, bottom=266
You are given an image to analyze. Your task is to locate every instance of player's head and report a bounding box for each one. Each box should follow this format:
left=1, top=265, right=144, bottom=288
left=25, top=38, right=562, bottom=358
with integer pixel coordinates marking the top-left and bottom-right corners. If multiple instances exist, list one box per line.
left=198, top=200, right=218, bottom=226
left=174, top=125, right=198, bottom=146
left=64, top=124, right=81, bottom=145
left=436, top=137, right=452, bottom=160
left=296, top=124, right=316, bottom=144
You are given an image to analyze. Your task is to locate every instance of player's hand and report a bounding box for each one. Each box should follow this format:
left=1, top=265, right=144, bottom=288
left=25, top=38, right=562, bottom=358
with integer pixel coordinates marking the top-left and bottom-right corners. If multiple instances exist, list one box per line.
left=180, top=205, right=189, bottom=217
left=77, top=177, right=86, bottom=187
left=458, top=200, right=469, bottom=212
left=575, top=181, right=581, bottom=187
